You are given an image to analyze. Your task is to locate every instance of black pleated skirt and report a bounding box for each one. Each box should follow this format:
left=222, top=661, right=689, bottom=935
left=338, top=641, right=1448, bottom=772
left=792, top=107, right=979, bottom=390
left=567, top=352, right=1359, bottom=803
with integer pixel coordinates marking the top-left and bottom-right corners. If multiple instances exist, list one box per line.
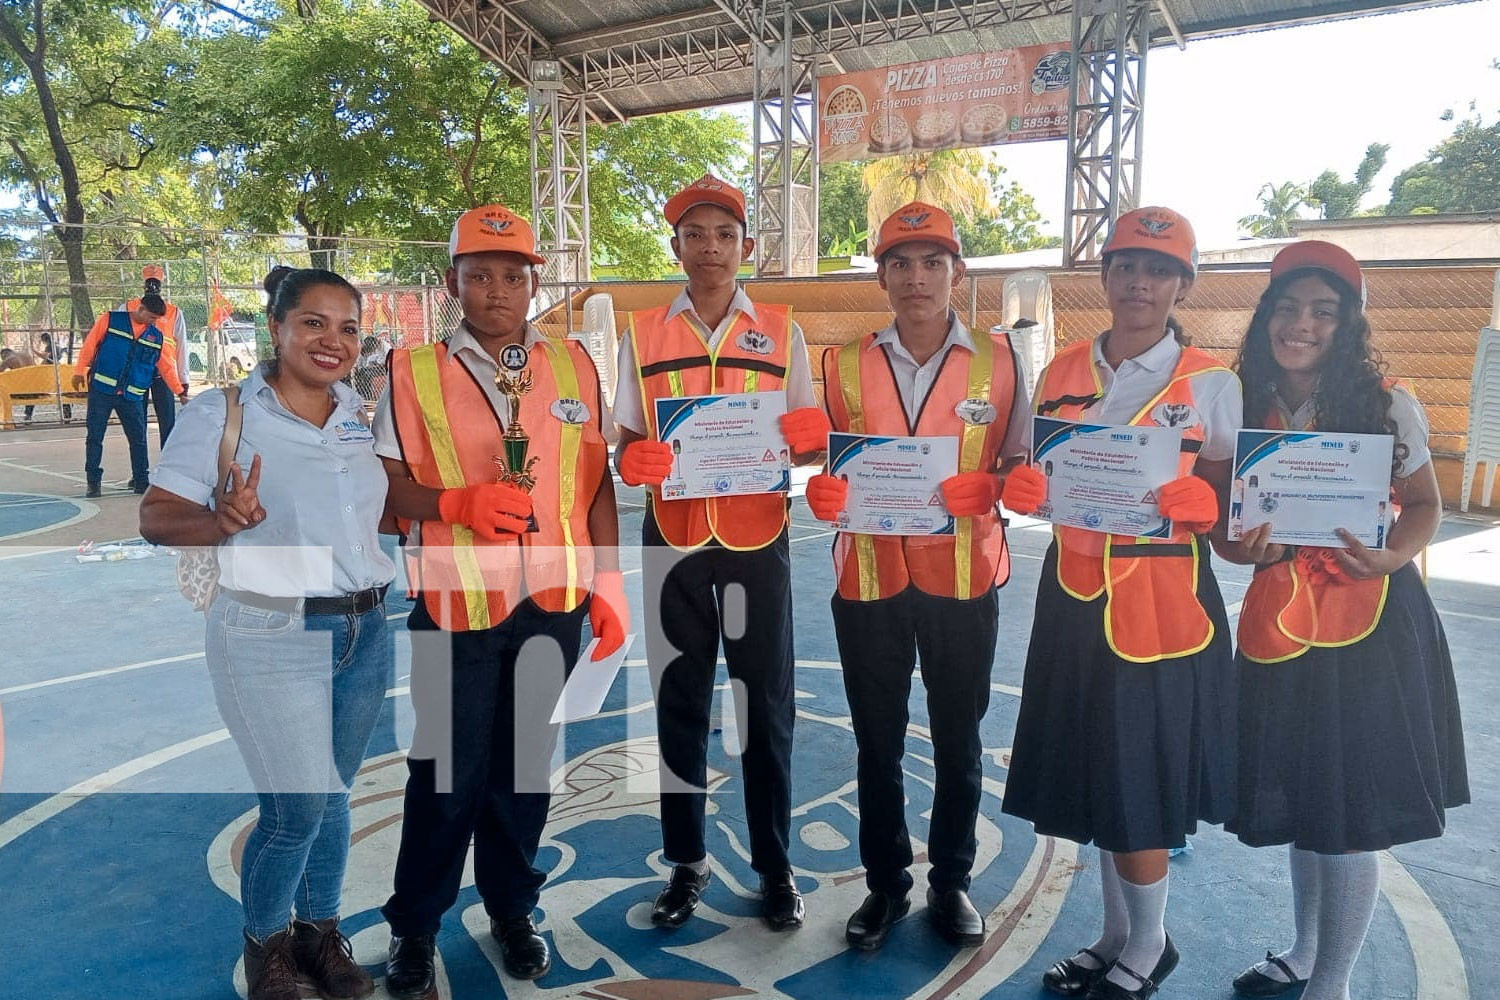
left=1228, top=562, right=1469, bottom=853
left=1001, top=541, right=1238, bottom=852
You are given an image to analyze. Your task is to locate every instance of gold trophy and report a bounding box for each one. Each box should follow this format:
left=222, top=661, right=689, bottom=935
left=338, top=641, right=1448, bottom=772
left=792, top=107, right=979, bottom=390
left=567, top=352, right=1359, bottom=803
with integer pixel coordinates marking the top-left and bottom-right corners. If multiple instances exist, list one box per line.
left=494, top=342, right=540, bottom=531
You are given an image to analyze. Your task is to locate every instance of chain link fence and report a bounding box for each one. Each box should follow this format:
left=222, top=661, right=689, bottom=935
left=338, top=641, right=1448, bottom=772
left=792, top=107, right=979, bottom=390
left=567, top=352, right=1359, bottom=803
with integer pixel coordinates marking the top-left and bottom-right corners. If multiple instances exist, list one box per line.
left=0, top=220, right=594, bottom=423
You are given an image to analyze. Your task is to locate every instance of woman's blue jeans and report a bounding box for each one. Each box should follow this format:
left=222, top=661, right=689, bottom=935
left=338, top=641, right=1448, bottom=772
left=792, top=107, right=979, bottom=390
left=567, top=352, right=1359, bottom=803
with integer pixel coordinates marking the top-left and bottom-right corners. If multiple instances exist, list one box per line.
left=206, top=594, right=393, bottom=940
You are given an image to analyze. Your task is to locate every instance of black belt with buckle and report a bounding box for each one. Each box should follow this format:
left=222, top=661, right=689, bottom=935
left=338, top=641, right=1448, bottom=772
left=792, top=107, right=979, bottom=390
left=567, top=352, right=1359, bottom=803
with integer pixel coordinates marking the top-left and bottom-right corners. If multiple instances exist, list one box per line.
left=222, top=585, right=389, bottom=616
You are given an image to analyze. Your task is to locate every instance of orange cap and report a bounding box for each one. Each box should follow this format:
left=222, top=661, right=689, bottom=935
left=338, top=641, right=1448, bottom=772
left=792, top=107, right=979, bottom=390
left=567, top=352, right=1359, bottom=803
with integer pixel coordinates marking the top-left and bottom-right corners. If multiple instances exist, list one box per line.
left=664, top=174, right=748, bottom=226
left=1270, top=240, right=1366, bottom=307
left=872, top=202, right=962, bottom=259
left=1102, top=206, right=1198, bottom=276
left=449, top=205, right=546, bottom=265
left=142, top=264, right=165, bottom=282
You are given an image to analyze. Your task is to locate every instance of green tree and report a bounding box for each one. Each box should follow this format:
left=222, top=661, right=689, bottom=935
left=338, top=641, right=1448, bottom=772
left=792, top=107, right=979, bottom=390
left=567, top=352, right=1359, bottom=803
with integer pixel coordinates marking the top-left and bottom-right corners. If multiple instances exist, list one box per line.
left=861, top=149, right=992, bottom=238
left=162, top=0, right=743, bottom=278
left=1386, top=105, right=1500, bottom=215
left=1306, top=143, right=1389, bottom=219
left=953, top=160, right=1057, bottom=256
left=0, top=0, right=193, bottom=328
left=1238, top=181, right=1308, bottom=238
left=818, top=160, right=868, bottom=255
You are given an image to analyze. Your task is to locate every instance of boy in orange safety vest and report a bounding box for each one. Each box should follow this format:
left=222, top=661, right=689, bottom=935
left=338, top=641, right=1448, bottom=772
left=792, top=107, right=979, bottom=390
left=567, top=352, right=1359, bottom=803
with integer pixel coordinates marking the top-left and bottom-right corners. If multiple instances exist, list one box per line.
left=611, top=174, right=829, bottom=932
left=804, top=203, right=1031, bottom=951
left=372, top=205, right=627, bottom=995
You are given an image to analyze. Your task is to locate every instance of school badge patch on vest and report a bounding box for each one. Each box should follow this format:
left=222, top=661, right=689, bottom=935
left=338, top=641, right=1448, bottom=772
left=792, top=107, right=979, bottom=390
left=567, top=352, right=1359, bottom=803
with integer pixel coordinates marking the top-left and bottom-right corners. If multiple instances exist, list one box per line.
left=736, top=329, right=775, bottom=355
left=1150, top=402, right=1200, bottom=429
left=551, top=397, right=592, bottom=425
left=954, top=397, right=997, bottom=425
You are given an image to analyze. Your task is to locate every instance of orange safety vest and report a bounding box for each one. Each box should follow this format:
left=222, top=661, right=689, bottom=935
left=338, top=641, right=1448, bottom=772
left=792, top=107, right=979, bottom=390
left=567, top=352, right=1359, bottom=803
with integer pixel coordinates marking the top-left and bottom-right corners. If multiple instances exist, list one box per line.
left=631, top=302, right=793, bottom=551
left=126, top=298, right=183, bottom=368
left=822, top=329, right=1017, bottom=602
left=1035, top=338, right=1232, bottom=663
left=1236, top=382, right=1401, bottom=664
left=390, top=337, right=606, bottom=632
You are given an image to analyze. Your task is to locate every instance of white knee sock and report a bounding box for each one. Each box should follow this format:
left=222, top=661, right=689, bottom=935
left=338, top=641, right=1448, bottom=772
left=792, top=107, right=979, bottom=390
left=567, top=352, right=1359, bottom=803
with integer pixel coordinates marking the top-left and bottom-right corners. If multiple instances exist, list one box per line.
left=1104, top=871, right=1168, bottom=990
left=1250, top=845, right=1321, bottom=982
left=1076, top=848, right=1129, bottom=969
left=1301, top=851, right=1380, bottom=1000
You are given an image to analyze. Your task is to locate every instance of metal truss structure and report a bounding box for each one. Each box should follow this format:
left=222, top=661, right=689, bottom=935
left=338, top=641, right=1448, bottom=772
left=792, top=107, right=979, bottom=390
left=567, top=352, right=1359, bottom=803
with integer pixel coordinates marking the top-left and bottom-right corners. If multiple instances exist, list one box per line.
left=1063, top=0, right=1149, bottom=265
left=751, top=5, right=819, bottom=276
left=409, top=0, right=1457, bottom=273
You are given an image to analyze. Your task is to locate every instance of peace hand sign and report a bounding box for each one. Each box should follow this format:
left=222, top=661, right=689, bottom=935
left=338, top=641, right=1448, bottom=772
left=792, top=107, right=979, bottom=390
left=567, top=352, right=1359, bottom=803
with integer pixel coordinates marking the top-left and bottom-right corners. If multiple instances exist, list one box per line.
left=216, top=454, right=267, bottom=537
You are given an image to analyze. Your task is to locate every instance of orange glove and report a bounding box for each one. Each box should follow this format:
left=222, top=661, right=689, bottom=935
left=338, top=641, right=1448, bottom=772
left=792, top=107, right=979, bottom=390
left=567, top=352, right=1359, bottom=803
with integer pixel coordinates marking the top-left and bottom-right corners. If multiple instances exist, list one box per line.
left=588, top=569, right=629, bottom=661
left=618, top=439, right=675, bottom=487
left=1157, top=475, right=1219, bottom=534
left=780, top=406, right=833, bottom=454
left=437, top=483, right=532, bottom=541
left=1000, top=464, right=1047, bottom=515
left=805, top=473, right=849, bottom=522
left=940, top=471, right=1001, bottom=517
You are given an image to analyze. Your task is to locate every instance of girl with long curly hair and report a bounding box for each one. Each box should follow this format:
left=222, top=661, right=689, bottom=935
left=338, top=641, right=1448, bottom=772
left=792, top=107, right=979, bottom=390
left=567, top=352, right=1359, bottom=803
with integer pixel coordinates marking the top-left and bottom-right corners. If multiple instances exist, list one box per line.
left=1224, top=241, right=1468, bottom=1000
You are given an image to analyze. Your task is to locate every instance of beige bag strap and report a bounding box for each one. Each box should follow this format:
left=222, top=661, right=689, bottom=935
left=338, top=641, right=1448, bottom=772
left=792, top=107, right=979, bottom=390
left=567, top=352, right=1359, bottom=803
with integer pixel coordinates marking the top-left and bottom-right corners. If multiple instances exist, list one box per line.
left=214, top=386, right=245, bottom=500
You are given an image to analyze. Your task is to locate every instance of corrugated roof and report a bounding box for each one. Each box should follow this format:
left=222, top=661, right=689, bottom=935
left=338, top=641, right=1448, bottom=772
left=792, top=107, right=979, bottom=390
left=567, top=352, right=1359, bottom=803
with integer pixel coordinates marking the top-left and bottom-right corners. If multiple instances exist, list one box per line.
left=414, top=0, right=1475, bottom=120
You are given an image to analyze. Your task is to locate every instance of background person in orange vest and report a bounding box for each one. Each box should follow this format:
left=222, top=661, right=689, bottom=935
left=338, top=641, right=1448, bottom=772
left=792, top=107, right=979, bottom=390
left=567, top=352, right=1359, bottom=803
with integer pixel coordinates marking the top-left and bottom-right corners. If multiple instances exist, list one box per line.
left=997, top=207, right=1242, bottom=1000
left=372, top=205, right=626, bottom=994
left=130, top=265, right=191, bottom=446
left=1222, top=242, right=1467, bottom=1000
left=71, top=293, right=185, bottom=495
left=803, top=203, right=1031, bottom=952
left=611, top=174, right=829, bottom=932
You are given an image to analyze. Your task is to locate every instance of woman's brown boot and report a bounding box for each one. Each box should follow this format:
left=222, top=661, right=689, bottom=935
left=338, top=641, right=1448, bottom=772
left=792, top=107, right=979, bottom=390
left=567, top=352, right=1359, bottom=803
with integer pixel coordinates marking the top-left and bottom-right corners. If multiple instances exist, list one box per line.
left=291, top=917, right=375, bottom=999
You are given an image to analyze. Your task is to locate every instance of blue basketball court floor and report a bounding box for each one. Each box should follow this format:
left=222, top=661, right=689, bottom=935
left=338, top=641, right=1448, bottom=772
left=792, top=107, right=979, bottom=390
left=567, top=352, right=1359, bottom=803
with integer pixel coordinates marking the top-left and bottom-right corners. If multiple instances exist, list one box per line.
left=1, top=425, right=1496, bottom=999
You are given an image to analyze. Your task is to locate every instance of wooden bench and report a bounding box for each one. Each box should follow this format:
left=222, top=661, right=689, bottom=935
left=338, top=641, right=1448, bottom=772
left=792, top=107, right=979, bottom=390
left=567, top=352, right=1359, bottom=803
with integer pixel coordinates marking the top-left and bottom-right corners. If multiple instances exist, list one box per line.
left=0, top=365, right=88, bottom=427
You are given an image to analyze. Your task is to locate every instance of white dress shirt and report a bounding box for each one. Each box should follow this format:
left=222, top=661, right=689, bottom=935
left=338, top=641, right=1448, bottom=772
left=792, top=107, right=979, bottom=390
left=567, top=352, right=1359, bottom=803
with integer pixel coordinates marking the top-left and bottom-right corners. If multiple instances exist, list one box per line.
left=153, top=364, right=396, bottom=596
left=611, top=285, right=818, bottom=435
left=1024, top=332, right=1243, bottom=462
left=1270, top=382, right=1432, bottom=478
left=866, top=311, right=1032, bottom=461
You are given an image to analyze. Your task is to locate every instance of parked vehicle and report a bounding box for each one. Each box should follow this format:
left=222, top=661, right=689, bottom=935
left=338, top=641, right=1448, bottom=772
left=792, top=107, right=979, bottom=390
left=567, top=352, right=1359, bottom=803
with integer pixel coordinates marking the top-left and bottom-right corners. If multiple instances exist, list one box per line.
left=186, top=322, right=258, bottom=380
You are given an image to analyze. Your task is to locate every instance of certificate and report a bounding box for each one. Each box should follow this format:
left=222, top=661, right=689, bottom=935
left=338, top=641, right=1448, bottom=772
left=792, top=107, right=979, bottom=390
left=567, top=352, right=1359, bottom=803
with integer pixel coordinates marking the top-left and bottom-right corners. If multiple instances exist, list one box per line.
left=1229, top=430, right=1394, bottom=549
left=1032, top=415, right=1183, bottom=538
left=827, top=432, right=959, bottom=536
left=656, top=391, right=790, bottom=500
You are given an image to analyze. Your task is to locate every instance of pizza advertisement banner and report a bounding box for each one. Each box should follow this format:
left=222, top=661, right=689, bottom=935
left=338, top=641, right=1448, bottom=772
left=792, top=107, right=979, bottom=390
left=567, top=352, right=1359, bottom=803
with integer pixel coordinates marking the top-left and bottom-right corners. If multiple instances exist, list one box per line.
left=818, top=43, right=1074, bottom=163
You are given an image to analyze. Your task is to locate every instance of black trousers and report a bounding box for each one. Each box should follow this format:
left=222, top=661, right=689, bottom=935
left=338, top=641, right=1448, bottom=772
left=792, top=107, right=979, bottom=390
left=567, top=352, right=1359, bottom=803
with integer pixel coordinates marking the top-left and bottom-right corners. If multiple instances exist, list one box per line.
left=832, top=585, right=999, bottom=896
left=383, top=597, right=585, bottom=935
left=642, top=512, right=795, bottom=876
left=148, top=371, right=176, bottom=447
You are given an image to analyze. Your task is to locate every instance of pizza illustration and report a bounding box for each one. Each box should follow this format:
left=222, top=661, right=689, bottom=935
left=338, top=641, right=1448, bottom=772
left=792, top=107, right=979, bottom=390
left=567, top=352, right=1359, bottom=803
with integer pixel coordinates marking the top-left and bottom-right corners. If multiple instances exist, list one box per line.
left=960, top=103, right=1008, bottom=144
left=823, top=84, right=867, bottom=119
left=867, top=111, right=913, bottom=154
left=911, top=109, right=958, bottom=149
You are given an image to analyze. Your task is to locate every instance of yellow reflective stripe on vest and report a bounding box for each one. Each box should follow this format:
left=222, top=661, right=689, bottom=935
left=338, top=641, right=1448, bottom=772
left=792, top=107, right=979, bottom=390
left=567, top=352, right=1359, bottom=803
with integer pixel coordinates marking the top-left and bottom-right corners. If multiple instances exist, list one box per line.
left=836, top=338, right=880, bottom=601
left=409, top=345, right=491, bottom=630
left=93, top=373, right=119, bottom=387
left=539, top=338, right=582, bottom=608
left=953, top=332, right=995, bottom=601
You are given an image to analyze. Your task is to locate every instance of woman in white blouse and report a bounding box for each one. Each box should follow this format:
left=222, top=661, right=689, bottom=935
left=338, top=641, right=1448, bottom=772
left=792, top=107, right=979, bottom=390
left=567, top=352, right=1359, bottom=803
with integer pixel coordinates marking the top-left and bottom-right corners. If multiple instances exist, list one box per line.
left=141, top=267, right=394, bottom=1000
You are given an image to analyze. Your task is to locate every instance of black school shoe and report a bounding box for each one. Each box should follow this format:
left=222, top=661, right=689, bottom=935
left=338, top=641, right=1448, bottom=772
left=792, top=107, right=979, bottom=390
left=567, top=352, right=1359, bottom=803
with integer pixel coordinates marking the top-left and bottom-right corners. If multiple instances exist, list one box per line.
left=1232, top=952, right=1307, bottom=997
left=384, top=933, right=436, bottom=1000
left=1085, top=935, right=1179, bottom=1000
left=760, top=871, right=805, bottom=930
left=1043, top=947, right=1110, bottom=996
left=490, top=916, right=550, bottom=980
left=845, top=891, right=910, bottom=951
left=651, top=865, right=711, bottom=927
left=926, top=886, right=985, bottom=946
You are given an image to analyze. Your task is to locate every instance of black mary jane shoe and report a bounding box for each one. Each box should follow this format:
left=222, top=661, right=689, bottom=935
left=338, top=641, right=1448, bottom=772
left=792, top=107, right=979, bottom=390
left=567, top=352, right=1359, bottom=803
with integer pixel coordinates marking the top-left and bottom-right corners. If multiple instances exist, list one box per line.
left=1085, top=935, right=1179, bottom=1000
left=651, top=865, right=711, bottom=927
left=1042, top=947, right=1110, bottom=996
left=1232, top=952, right=1307, bottom=997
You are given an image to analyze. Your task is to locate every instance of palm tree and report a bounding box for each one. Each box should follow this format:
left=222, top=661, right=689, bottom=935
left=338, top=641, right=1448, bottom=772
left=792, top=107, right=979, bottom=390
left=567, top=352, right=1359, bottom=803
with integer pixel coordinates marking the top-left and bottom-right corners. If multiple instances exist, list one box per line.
left=1238, top=181, right=1308, bottom=238
left=862, top=149, right=994, bottom=238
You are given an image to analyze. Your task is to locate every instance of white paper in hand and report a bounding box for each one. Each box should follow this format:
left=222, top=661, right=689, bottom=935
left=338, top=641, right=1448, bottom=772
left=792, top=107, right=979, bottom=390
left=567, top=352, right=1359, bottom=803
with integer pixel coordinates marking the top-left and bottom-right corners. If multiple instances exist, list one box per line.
left=549, top=633, right=636, bottom=723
